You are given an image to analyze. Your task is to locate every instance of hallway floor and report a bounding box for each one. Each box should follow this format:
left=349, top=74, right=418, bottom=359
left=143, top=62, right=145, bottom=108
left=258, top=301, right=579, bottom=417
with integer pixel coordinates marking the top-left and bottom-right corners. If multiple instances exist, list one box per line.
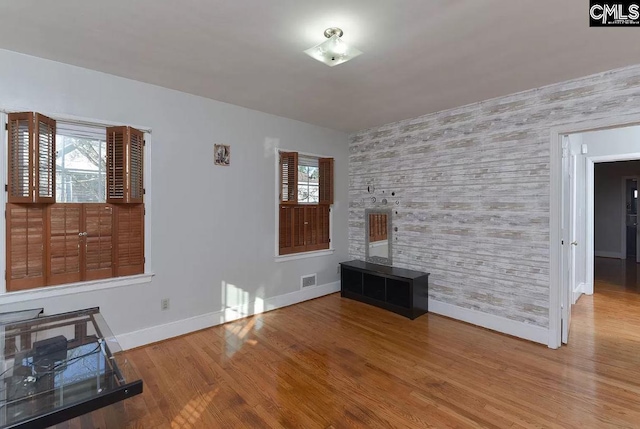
left=592, top=256, right=640, bottom=294
left=572, top=257, right=640, bottom=345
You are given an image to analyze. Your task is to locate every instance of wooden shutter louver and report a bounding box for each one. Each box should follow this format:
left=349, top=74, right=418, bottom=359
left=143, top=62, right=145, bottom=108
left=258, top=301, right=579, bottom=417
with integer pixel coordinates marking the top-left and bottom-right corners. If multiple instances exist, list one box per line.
left=279, top=152, right=298, bottom=204
left=7, top=112, right=56, bottom=203
left=6, top=204, right=45, bottom=291
left=318, top=158, right=334, bottom=205
left=107, top=126, right=143, bottom=204
left=318, top=205, right=330, bottom=248
left=279, top=205, right=293, bottom=254
left=115, top=204, right=144, bottom=276
left=84, top=204, right=113, bottom=280
left=48, top=204, right=82, bottom=285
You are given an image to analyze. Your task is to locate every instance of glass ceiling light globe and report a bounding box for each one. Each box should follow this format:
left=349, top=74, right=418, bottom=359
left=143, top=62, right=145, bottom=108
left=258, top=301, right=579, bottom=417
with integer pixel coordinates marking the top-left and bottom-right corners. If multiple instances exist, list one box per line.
left=304, top=27, right=363, bottom=67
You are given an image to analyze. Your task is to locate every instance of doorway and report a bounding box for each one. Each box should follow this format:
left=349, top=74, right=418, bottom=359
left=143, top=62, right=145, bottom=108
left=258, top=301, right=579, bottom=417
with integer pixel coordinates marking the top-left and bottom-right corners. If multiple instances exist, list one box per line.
left=553, top=125, right=640, bottom=348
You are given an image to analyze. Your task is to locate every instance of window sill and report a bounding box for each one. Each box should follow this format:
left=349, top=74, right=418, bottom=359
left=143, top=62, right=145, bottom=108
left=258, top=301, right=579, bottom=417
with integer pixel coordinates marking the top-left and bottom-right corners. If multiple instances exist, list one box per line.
left=275, top=249, right=335, bottom=263
left=0, top=273, right=155, bottom=305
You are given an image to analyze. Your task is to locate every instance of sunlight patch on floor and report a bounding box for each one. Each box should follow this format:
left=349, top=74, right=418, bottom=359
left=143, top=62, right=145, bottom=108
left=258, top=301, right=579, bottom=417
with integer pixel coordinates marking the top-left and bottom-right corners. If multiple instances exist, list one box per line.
left=170, top=388, right=218, bottom=429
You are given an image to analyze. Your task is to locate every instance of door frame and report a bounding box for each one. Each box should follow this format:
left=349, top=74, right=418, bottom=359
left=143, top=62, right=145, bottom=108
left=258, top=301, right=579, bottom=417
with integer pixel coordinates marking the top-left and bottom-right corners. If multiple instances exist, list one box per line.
left=549, top=112, right=640, bottom=349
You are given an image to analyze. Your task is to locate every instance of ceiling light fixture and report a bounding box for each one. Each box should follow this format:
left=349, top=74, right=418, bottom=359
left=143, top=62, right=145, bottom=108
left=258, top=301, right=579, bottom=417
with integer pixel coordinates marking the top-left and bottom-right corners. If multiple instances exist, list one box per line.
left=304, top=27, right=362, bottom=67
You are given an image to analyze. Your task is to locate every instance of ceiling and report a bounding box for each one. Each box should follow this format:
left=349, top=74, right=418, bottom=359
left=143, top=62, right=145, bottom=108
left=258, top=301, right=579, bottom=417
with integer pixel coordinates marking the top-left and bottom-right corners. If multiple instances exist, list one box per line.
left=0, top=0, right=639, bottom=132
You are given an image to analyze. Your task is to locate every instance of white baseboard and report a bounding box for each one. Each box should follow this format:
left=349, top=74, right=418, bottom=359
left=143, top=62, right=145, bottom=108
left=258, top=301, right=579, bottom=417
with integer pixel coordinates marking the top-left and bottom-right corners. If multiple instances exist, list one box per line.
left=428, top=299, right=548, bottom=346
left=595, top=251, right=624, bottom=259
left=584, top=282, right=594, bottom=296
left=572, top=282, right=586, bottom=304
left=117, top=281, right=340, bottom=350
left=119, top=285, right=550, bottom=350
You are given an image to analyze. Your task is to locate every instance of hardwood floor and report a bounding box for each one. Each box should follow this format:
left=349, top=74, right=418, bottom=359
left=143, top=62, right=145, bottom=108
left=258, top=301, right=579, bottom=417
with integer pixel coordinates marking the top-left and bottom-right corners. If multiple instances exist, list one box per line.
left=53, top=260, right=640, bottom=428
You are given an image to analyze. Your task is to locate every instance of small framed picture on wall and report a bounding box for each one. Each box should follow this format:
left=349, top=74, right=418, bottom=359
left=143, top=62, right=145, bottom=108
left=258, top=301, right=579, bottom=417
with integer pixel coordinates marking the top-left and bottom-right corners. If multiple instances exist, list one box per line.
left=214, top=144, right=230, bottom=166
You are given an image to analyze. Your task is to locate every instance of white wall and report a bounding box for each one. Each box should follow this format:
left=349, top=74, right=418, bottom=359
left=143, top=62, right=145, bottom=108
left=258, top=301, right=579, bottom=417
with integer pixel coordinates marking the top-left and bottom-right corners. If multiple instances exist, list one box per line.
left=582, top=126, right=640, bottom=158
left=0, top=49, right=350, bottom=347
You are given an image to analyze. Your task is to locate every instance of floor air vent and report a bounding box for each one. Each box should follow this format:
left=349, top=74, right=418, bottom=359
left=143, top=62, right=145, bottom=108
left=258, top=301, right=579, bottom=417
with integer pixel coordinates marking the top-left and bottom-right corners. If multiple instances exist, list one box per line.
left=301, top=274, right=317, bottom=288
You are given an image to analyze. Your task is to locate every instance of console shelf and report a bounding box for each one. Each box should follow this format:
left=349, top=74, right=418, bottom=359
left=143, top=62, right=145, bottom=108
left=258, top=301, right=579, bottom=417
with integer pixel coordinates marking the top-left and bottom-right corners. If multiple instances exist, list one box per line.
left=340, top=260, right=429, bottom=319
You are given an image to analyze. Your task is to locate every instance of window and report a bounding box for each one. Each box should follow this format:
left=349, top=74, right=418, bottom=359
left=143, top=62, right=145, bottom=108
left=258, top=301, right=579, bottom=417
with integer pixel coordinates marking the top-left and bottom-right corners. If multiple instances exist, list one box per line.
left=278, top=151, right=333, bottom=255
left=5, top=112, right=145, bottom=292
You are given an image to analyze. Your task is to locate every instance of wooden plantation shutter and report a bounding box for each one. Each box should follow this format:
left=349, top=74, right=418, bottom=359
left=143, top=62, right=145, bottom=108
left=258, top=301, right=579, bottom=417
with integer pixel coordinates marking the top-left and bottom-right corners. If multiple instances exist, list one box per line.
left=107, top=126, right=144, bottom=204
left=304, top=205, right=330, bottom=252
left=305, top=206, right=319, bottom=250
left=318, top=158, right=334, bottom=205
left=128, top=128, right=144, bottom=203
left=279, top=151, right=298, bottom=204
left=304, top=206, right=323, bottom=251
left=115, top=204, right=144, bottom=276
left=6, top=204, right=46, bottom=291
left=291, top=206, right=306, bottom=253
left=7, top=112, right=56, bottom=203
left=84, top=204, right=113, bottom=280
left=106, top=127, right=125, bottom=202
left=36, top=114, right=56, bottom=203
left=48, top=204, right=82, bottom=286
left=278, top=205, right=306, bottom=255
left=23, top=204, right=114, bottom=287
left=279, top=205, right=330, bottom=255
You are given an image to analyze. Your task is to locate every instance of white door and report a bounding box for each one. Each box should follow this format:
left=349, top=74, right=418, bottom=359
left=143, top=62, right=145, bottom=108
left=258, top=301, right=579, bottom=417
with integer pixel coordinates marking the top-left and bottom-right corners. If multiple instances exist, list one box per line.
left=561, top=137, right=571, bottom=344
left=569, top=155, right=578, bottom=303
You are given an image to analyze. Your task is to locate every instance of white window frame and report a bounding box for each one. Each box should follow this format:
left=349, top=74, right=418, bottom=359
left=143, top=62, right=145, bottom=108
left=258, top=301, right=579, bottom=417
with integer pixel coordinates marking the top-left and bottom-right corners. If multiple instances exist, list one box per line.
left=273, top=147, right=334, bottom=262
left=0, top=110, right=154, bottom=302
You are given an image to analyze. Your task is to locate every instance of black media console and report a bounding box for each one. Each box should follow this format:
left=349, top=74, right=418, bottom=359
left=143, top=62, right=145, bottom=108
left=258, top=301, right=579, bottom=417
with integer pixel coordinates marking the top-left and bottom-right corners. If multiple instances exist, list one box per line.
left=340, top=260, right=429, bottom=319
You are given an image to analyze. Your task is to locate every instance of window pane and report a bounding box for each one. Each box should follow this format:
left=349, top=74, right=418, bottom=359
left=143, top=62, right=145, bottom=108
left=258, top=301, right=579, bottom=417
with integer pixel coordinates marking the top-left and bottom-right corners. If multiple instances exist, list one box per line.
left=308, top=185, right=319, bottom=203
left=308, top=166, right=319, bottom=184
left=56, top=135, right=107, bottom=203
left=298, top=184, right=310, bottom=203
left=298, top=165, right=309, bottom=183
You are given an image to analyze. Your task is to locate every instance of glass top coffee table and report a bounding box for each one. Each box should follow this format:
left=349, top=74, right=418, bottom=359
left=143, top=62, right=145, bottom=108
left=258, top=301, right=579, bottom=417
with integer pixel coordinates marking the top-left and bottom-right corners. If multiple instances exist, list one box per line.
left=0, top=308, right=142, bottom=428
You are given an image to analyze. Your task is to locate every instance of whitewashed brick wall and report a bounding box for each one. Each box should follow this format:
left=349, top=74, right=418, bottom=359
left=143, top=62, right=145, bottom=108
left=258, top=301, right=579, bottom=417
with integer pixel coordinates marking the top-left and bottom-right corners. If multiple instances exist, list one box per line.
left=349, top=64, right=640, bottom=328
